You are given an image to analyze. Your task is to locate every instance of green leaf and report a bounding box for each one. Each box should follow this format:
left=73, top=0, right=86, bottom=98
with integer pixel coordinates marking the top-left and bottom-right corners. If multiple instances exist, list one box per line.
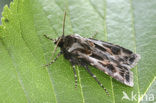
left=0, top=0, right=155, bottom=103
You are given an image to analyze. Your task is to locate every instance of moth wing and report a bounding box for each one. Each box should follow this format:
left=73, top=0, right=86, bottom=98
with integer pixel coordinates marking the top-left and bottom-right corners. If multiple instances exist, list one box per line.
left=68, top=35, right=139, bottom=86
left=88, top=38, right=141, bottom=69
left=77, top=51, right=134, bottom=87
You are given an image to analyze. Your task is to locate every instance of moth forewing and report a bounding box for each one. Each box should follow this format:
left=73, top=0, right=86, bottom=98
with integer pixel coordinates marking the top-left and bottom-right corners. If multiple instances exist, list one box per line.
left=71, top=34, right=140, bottom=87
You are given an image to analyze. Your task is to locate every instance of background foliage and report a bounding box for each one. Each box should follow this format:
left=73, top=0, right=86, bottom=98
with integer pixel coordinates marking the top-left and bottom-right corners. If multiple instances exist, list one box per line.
left=0, top=0, right=156, bottom=103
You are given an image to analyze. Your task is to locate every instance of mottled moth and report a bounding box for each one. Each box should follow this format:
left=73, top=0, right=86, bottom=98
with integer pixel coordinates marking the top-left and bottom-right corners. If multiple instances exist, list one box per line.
left=44, top=12, right=141, bottom=95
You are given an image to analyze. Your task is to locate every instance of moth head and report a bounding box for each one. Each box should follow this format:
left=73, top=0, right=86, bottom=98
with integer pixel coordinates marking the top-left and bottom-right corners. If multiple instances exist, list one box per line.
left=54, top=35, right=76, bottom=48
left=54, top=36, right=64, bottom=48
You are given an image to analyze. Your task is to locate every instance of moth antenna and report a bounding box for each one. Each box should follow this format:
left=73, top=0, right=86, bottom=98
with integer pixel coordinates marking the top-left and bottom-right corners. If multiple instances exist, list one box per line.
left=51, top=11, right=66, bottom=61
left=62, top=11, right=66, bottom=37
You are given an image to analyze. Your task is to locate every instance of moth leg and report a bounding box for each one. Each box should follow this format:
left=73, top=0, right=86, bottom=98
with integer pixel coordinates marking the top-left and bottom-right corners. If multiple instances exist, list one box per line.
left=84, top=65, right=110, bottom=96
left=44, top=35, right=54, bottom=41
left=72, top=65, right=78, bottom=88
left=44, top=52, right=62, bottom=67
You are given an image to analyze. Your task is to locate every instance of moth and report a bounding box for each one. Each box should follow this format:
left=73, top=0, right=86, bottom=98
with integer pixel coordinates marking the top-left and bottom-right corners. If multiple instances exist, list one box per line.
left=44, top=12, right=140, bottom=95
